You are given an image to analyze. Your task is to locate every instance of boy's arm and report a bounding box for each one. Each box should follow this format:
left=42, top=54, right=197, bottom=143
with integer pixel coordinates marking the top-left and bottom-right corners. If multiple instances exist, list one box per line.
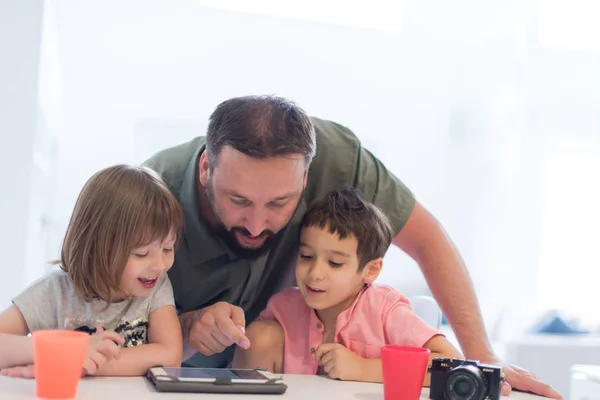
left=357, top=335, right=462, bottom=385
left=233, top=290, right=293, bottom=373
left=95, top=305, right=182, bottom=376
left=362, top=299, right=461, bottom=385
left=0, top=305, right=33, bottom=369
left=232, top=319, right=284, bottom=373
left=421, top=334, right=463, bottom=386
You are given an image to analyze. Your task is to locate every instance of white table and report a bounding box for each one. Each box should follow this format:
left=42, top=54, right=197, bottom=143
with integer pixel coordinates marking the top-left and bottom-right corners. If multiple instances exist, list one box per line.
left=0, top=374, right=552, bottom=399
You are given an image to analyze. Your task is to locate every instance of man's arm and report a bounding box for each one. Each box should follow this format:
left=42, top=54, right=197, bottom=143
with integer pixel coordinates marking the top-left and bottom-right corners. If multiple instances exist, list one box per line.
left=178, top=302, right=250, bottom=360
left=392, top=201, right=491, bottom=360
left=393, top=201, right=563, bottom=399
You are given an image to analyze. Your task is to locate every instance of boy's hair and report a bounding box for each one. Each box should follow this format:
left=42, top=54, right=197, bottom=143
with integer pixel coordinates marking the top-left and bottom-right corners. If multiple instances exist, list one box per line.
left=300, top=186, right=394, bottom=269
left=59, top=164, right=184, bottom=303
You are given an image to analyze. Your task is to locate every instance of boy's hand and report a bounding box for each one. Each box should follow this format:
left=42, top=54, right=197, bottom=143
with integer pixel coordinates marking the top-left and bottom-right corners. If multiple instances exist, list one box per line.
left=314, top=343, right=366, bottom=381
left=0, top=364, right=35, bottom=379
left=83, top=326, right=124, bottom=375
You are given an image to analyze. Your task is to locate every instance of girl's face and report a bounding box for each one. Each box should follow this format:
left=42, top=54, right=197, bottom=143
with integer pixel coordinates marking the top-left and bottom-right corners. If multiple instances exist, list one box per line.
left=120, top=231, right=177, bottom=298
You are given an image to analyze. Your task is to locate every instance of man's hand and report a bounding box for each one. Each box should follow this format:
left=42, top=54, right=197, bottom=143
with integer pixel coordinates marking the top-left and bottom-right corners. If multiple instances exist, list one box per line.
left=0, top=364, right=35, bottom=379
left=479, top=355, right=563, bottom=399
left=83, top=326, right=123, bottom=376
left=189, top=302, right=250, bottom=356
left=314, top=343, right=366, bottom=381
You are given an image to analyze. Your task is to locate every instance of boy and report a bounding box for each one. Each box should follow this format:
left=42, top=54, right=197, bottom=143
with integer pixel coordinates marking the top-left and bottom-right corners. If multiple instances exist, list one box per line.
left=233, top=186, right=462, bottom=384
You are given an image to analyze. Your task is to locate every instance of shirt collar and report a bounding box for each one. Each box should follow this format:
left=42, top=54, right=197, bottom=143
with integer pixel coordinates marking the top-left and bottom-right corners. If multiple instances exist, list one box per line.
left=308, top=284, right=371, bottom=335
left=341, top=284, right=370, bottom=319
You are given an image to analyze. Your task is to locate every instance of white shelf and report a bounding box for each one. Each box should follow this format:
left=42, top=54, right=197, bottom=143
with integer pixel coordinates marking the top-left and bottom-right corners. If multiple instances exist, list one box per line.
left=571, top=365, right=600, bottom=400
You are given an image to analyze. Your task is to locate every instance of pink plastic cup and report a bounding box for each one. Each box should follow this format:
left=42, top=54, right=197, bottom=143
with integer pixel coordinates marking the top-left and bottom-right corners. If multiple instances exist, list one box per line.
left=381, top=345, right=431, bottom=400
left=33, top=330, right=89, bottom=399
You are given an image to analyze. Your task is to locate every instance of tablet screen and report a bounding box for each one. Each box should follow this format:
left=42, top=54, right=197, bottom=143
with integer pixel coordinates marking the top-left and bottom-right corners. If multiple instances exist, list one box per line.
left=162, top=367, right=269, bottom=381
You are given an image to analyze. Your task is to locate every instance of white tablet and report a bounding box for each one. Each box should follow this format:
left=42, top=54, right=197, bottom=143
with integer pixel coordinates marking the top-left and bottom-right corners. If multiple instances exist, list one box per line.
left=147, top=367, right=287, bottom=394
left=152, top=366, right=272, bottom=383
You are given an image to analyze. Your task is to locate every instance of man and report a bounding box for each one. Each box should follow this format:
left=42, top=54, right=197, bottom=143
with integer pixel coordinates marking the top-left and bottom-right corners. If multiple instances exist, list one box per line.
left=143, top=95, right=561, bottom=399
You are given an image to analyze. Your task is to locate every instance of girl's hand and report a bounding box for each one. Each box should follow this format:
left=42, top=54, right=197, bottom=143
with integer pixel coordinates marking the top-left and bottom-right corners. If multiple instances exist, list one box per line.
left=0, top=364, right=35, bottom=379
left=83, top=326, right=124, bottom=375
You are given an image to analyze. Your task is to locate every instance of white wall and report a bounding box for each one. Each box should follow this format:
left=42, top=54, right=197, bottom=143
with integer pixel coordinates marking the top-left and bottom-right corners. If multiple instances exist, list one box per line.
left=0, top=1, right=44, bottom=307
left=13, top=0, right=600, bottom=338
left=46, top=0, right=545, bottom=329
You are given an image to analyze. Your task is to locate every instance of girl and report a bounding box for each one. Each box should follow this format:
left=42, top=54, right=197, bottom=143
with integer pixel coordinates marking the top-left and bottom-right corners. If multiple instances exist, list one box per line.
left=0, top=164, right=184, bottom=377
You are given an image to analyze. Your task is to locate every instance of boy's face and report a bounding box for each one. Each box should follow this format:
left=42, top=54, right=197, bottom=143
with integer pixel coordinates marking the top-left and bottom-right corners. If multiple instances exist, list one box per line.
left=295, top=226, right=381, bottom=315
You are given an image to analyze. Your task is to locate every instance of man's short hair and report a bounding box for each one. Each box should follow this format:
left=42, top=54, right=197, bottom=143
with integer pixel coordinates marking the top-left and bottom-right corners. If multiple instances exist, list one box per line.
left=206, top=95, right=316, bottom=168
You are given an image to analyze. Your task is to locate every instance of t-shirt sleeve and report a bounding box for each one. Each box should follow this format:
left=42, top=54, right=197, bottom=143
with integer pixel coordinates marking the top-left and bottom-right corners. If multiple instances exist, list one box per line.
left=12, top=274, right=61, bottom=332
left=307, top=118, right=415, bottom=236
left=258, top=293, right=283, bottom=320
left=354, top=147, right=415, bottom=236
left=383, top=298, right=443, bottom=348
left=149, top=275, right=176, bottom=314
left=257, top=288, right=302, bottom=322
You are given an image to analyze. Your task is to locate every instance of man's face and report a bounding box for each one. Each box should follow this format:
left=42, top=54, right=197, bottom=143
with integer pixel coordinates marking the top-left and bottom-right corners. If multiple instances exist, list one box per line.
left=199, top=145, right=307, bottom=258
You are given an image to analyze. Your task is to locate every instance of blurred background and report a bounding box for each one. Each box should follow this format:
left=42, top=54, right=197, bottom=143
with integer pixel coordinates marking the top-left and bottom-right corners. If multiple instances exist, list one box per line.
left=1, top=0, right=599, bottom=397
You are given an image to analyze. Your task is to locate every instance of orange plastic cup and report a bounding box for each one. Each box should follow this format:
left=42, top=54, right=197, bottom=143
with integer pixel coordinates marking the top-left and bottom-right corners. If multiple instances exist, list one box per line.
left=381, top=345, right=431, bottom=400
left=33, top=330, right=89, bottom=399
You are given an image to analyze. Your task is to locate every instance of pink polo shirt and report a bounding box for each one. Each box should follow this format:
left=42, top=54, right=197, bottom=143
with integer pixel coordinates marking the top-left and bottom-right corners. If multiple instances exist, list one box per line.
left=259, top=284, right=443, bottom=375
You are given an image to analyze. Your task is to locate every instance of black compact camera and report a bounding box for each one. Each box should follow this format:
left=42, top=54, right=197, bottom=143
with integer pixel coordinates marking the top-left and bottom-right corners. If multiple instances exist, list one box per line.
left=429, top=358, right=504, bottom=400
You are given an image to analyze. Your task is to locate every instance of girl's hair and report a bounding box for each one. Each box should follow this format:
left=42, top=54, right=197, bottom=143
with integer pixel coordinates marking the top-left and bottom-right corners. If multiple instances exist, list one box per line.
left=59, top=164, right=184, bottom=303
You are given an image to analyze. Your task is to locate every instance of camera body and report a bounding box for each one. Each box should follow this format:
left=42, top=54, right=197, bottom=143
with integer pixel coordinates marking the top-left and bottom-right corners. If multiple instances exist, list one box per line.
left=429, top=358, right=503, bottom=400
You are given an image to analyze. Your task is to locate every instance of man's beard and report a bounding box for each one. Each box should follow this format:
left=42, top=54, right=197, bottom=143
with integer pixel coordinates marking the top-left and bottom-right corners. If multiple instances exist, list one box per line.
left=205, top=180, right=283, bottom=259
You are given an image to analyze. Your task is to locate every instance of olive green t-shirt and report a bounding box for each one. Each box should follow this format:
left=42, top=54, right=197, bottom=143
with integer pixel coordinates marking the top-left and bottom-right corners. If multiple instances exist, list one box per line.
left=143, top=116, right=415, bottom=331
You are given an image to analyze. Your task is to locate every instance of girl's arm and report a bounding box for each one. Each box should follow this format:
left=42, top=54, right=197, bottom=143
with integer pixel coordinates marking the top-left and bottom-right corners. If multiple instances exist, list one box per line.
left=0, top=305, right=33, bottom=369
left=95, top=305, right=183, bottom=376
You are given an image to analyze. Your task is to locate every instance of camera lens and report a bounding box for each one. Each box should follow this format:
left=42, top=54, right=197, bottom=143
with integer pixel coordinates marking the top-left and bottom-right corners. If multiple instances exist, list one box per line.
left=453, top=378, right=472, bottom=396
left=444, top=365, right=486, bottom=400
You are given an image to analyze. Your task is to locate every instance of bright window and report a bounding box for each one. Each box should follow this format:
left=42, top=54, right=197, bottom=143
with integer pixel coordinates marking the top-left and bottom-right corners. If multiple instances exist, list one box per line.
left=538, top=0, right=600, bottom=52
left=538, top=138, right=600, bottom=324
left=196, top=0, right=403, bottom=31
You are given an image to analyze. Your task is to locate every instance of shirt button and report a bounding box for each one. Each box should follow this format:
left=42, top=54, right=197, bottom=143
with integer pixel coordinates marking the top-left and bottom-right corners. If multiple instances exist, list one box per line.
left=310, top=347, right=316, bottom=353
left=316, top=323, right=322, bottom=329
